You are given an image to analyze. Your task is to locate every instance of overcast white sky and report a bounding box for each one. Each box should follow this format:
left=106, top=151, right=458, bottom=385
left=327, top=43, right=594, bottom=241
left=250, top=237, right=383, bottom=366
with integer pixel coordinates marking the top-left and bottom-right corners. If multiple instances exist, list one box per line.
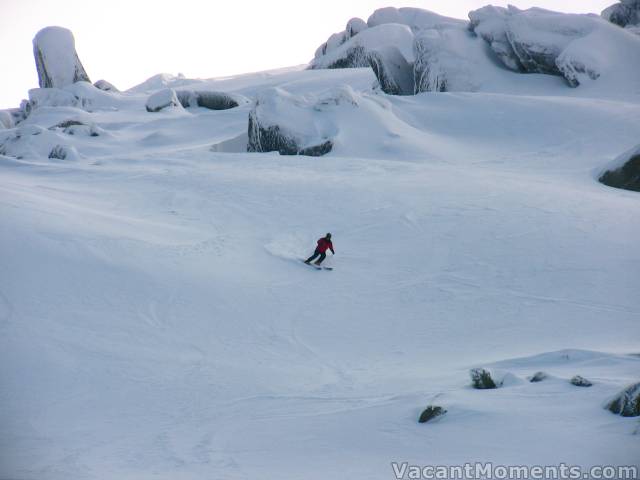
left=0, top=0, right=616, bottom=108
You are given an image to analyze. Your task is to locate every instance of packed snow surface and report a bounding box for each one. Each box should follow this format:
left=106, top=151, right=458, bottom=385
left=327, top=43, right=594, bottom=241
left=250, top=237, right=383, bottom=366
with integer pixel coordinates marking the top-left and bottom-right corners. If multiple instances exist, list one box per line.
left=1, top=41, right=640, bottom=480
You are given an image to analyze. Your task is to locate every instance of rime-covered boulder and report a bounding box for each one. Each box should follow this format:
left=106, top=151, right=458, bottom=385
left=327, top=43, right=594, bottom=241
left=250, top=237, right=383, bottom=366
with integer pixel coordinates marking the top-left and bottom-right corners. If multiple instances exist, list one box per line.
left=470, top=368, right=500, bottom=389
left=606, top=382, right=640, bottom=417
left=311, top=23, right=414, bottom=70
left=468, top=6, right=640, bottom=87
left=33, top=27, right=91, bottom=89
left=600, top=144, right=640, bottom=192
left=418, top=405, right=447, bottom=423
left=602, top=0, right=640, bottom=29
left=570, top=375, right=593, bottom=387
left=529, top=371, right=548, bottom=382
left=94, top=80, right=119, bottom=92
left=247, top=89, right=334, bottom=156
left=48, top=144, right=80, bottom=161
left=175, top=90, right=244, bottom=110
left=145, top=89, right=182, bottom=113
left=0, top=111, right=13, bottom=130
left=367, top=46, right=414, bottom=95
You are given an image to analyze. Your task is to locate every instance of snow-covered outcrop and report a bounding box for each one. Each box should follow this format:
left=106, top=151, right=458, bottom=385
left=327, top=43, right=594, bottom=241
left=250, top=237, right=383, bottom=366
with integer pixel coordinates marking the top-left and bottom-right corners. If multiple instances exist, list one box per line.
left=310, top=7, right=474, bottom=94
left=32, top=26, right=91, bottom=89
left=468, top=6, right=640, bottom=87
left=311, top=23, right=414, bottom=70
left=145, top=88, right=183, bottom=113
left=175, top=90, right=246, bottom=110
left=247, top=88, right=334, bottom=156
left=606, top=382, right=640, bottom=417
left=94, top=79, right=119, bottom=92
left=367, top=46, right=413, bottom=95
left=599, top=143, right=640, bottom=192
left=0, top=111, right=14, bottom=130
left=312, top=5, right=640, bottom=93
left=602, top=0, right=640, bottom=30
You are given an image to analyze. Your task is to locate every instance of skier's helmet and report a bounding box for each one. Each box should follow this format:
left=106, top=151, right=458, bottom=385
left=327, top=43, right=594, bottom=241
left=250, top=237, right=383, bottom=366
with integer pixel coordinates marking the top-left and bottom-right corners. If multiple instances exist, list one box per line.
left=326, top=233, right=332, bottom=239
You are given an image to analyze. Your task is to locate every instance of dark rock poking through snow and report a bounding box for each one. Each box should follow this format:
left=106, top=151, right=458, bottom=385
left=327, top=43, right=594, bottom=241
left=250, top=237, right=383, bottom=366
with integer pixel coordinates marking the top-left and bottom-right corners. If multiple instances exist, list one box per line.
left=468, top=6, right=604, bottom=87
left=570, top=375, right=593, bottom=387
left=600, top=148, right=640, bottom=192
left=48, top=144, right=78, bottom=160
left=94, top=80, right=119, bottom=92
left=367, top=47, right=414, bottom=95
left=33, top=27, right=91, bottom=88
left=470, top=368, right=499, bottom=389
left=606, top=382, right=640, bottom=417
left=175, top=90, right=240, bottom=110
left=418, top=405, right=447, bottom=423
left=529, top=371, right=548, bottom=383
left=247, top=88, right=334, bottom=157
left=602, top=0, right=640, bottom=29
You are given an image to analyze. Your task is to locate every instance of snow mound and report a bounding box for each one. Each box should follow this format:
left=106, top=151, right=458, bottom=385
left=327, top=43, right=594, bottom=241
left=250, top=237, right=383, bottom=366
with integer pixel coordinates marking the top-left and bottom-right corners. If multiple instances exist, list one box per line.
left=32, top=26, right=91, bottom=88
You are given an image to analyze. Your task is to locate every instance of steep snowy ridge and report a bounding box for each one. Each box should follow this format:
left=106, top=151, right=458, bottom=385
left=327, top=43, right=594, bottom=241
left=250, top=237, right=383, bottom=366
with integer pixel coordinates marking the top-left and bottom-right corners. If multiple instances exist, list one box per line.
left=1, top=5, right=640, bottom=480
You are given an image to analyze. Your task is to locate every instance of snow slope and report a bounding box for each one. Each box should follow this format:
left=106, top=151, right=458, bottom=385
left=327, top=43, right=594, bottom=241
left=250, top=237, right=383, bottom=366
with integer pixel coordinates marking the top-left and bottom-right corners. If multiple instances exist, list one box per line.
left=1, top=51, right=640, bottom=480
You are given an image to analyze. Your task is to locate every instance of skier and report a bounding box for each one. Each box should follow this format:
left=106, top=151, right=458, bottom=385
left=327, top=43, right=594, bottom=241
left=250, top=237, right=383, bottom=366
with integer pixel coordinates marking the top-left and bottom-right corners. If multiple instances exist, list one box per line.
left=305, top=233, right=335, bottom=265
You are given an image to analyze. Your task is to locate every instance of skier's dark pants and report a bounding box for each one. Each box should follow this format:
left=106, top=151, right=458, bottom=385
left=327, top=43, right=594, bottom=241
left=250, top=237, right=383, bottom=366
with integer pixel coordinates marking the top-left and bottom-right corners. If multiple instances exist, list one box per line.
left=306, top=249, right=326, bottom=264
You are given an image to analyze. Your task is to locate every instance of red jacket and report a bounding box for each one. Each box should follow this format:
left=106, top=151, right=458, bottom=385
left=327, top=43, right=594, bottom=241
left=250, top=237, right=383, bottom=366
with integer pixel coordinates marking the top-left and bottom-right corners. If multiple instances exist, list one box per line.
left=316, top=238, right=334, bottom=254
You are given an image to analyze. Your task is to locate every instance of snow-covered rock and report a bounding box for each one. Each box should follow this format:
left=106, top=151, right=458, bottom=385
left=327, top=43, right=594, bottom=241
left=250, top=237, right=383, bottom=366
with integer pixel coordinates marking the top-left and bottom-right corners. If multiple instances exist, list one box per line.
left=599, top=143, right=640, bottom=192
left=311, top=23, right=414, bottom=70
left=469, top=6, right=640, bottom=88
left=367, top=46, right=414, bottom=95
left=32, top=26, right=90, bottom=89
left=418, top=405, right=446, bottom=423
left=0, top=111, right=14, bottom=130
left=145, top=88, right=182, bottom=113
left=247, top=88, right=334, bottom=156
left=468, top=5, right=524, bottom=71
left=570, top=375, right=593, bottom=387
left=413, top=28, right=483, bottom=93
left=346, top=17, right=367, bottom=39
left=602, top=0, right=640, bottom=29
left=94, top=79, right=119, bottom=92
left=175, top=90, right=244, bottom=110
left=470, top=368, right=499, bottom=389
left=529, top=371, right=548, bottom=382
left=366, top=6, right=465, bottom=31
left=606, top=382, right=640, bottom=417
left=48, top=144, right=80, bottom=160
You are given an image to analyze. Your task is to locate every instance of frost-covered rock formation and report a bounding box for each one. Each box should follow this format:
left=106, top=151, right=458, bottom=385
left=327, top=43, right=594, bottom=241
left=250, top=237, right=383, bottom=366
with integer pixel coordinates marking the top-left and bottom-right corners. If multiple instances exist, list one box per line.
left=94, top=80, right=119, bottom=92
left=311, top=5, right=640, bottom=93
left=601, top=0, right=640, bottom=31
left=600, top=144, right=640, bottom=192
left=470, top=368, right=499, bottom=389
left=468, top=5, right=640, bottom=87
left=418, top=405, right=446, bottom=423
left=310, top=8, right=468, bottom=94
left=175, top=90, right=245, bottom=111
left=606, top=382, right=640, bottom=417
left=145, top=88, right=182, bottom=113
left=33, top=27, right=91, bottom=89
left=247, top=88, right=334, bottom=156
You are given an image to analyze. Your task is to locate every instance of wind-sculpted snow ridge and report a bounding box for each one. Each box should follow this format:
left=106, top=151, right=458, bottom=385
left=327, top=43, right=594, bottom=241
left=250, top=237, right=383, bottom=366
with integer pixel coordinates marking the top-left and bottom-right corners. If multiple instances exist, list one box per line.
left=310, top=5, right=640, bottom=93
left=32, top=26, right=91, bottom=89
